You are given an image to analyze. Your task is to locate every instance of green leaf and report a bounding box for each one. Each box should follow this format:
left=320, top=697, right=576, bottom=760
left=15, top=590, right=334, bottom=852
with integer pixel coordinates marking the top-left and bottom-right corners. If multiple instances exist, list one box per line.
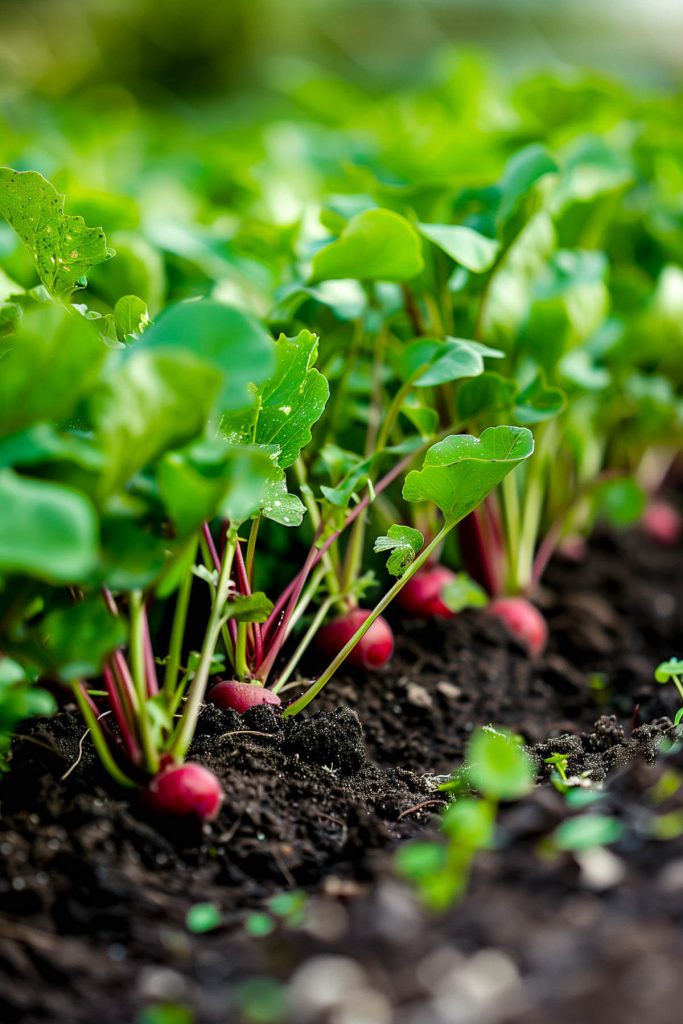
left=138, top=300, right=274, bottom=412
left=373, top=524, right=424, bottom=576
left=593, top=477, right=646, bottom=528
left=441, top=573, right=488, bottom=612
left=399, top=338, right=484, bottom=388
left=29, top=600, right=127, bottom=681
left=514, top=374, right=566, bottom=425
left=0, top=424, right=102, bottom=471
left=138, top=1005, right=195, bottom=1024
left=467, top=728, right=534, bottom=800
left=441, top=797, right=495, bottom=847
left=0, top=470, right=98, bottom=582
left=455, top=373, right=517, bottom=422
left=97, top=516, right=170, bottom=590
left=0, top=303, right=106, bottom=438
left=0, top=168, right=114, bottom=299
left=92, top=349, right=223, bottom=496
left=114, top=294, right=150, bottom=341
left=0, top=658, right=57, bottom=763
left=402, top=426, right=534, bottom=527
left=496, top=145, right=558, bottom=227
left=394, top=840, right=447, bottom=882
left=260, top=468, right=306, bottom=527
left=418, top=223, right=500, bottom=273
left=311, top=208, right=424, bottom=282
left=655, top=659, right=683, bottom=684
left=224, top=593, right=273, bottom=624
left=553, top=814, right=623, bottom=852
left=222, top=330, right=329, bottom=469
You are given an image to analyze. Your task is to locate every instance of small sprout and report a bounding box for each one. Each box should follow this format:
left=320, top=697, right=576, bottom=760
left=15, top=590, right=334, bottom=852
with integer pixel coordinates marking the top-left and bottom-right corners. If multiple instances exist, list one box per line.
left=553, top=814, right=623, bottom=852
left=544, top=752, right=570, bottom=784
left=467, top=728, right=534, bottom=801
left=137, top=1005, right=195, bottom=1024
left=185, top=902, right=222, bottom=934
left=245, top=912, right=276, bottom=938
left=654, top=658, right=683, bottom=726
left=235, top=977, right=288, bottom=1024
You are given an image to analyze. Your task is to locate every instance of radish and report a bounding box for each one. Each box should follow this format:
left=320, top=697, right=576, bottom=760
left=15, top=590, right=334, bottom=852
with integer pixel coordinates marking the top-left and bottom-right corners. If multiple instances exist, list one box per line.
left=642, top=501, right=682, bottom=546
left=144, top=762, right=223, bottom=821
left=397, top=565, right=457, bottom=619
left=209, top=679, right=282, bottom=714
left=488, top=597, right=547, bottom=657
left=316, top=608, right=394, bottom=670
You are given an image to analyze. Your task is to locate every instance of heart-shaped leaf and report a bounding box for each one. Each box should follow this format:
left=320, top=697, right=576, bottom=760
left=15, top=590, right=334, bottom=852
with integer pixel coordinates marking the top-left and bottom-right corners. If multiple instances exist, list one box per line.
left=403, top=426, right=534, bottom=527
left=311, top=208, right=424, bottom=282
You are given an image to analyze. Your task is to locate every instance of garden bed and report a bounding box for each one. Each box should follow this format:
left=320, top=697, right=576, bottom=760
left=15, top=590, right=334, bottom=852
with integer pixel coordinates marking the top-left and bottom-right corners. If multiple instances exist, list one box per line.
left=0, top=525, right=680, bottom=1024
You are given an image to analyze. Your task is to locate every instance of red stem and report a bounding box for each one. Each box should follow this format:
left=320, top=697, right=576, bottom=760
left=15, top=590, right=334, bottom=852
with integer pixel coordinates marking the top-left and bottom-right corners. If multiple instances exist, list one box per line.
left=458, top=507, right=501, bottom=598
left=203, top=522, right=221, bottom=570
left=529, top=521, right=563, bottom=590
left=263, top=451, right=415, bottom=652
left=103, top=663, right=141, bottom=764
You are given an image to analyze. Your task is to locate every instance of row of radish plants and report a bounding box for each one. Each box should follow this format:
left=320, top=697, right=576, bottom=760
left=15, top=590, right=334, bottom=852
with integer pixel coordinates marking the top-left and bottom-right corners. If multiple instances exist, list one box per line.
left=0, top=60, right=681, bottom=819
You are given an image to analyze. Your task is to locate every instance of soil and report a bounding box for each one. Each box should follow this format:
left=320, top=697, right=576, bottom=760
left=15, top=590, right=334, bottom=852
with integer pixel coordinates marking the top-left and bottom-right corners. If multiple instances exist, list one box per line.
left=0, top=526, right=681, bottom=1024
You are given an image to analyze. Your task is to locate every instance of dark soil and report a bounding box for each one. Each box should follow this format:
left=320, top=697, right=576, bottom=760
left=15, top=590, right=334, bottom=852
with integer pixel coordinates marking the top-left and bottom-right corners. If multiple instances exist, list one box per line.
left=0, top=527, right=681, bottom=1024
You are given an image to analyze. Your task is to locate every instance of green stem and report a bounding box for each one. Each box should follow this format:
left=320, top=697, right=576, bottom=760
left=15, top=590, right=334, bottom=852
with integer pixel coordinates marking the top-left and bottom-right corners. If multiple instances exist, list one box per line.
left=516, top=422, right=554, bottom=592
left=129, top=590, right=158, bottom=773
left=245, top=515, right=260, bottom=586
left=170, top=535, right=236, bottom=760
left=72, top=683, right=135, bottom=788
left=235, top=622, right=248, bottom=678
left=162, top=543, right=195, bottom=706
left=284, top=525, right=450, bottom=717
left=271, top=596, right=335, bottom=694
left=376, top=379, right=414, bottom=454
left=285, top=563, right=328, bottom=639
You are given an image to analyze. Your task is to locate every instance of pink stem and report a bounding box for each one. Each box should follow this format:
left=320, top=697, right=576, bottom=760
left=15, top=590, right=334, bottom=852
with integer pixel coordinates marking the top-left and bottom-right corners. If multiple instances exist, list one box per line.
left=112, top=650, right=139, bottom=718
left=262, top=450, right=414, bottom=649
left=458, top=507, right=501, bottom=598
left=203, top=523, right=221, bottom=570
left=103, top=664, right=141, bottom=764
left=529, top=521, right=563, bottom=590
left=101, top=587, right=118, bottom=616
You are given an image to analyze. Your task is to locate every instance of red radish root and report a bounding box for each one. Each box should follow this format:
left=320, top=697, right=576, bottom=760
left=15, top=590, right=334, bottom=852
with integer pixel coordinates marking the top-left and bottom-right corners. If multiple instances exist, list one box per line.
left=144, top=763, right=223, bottom=821
left=398, top=566, right=457, bottom=619
left=488, top=597, right=547, bottom=657
left=209, top=680, right=282, bottom=714
left=317, top=609, right=394, bottom=670
left=642, top=501, right=682, bottom=546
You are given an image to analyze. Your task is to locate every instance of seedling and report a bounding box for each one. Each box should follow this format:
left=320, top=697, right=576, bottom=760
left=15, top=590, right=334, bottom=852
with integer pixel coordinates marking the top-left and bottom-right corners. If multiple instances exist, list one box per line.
left=654, top=659, right=683, bottom=728
left=396, top=727, right=534, bottom=910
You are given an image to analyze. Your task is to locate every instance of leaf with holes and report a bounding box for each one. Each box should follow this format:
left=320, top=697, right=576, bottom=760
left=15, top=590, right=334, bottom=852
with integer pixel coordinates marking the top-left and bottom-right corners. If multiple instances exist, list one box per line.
left=0, top=168, right=114, bottom=299
left=373, top=525, right=424, bottom=577
left=222, top=330, right=329, bottom=469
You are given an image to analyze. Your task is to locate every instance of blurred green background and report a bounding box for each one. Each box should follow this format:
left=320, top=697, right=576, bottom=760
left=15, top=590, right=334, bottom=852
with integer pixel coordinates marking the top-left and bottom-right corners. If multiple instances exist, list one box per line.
left=0, top=0, right=681, bottom=103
